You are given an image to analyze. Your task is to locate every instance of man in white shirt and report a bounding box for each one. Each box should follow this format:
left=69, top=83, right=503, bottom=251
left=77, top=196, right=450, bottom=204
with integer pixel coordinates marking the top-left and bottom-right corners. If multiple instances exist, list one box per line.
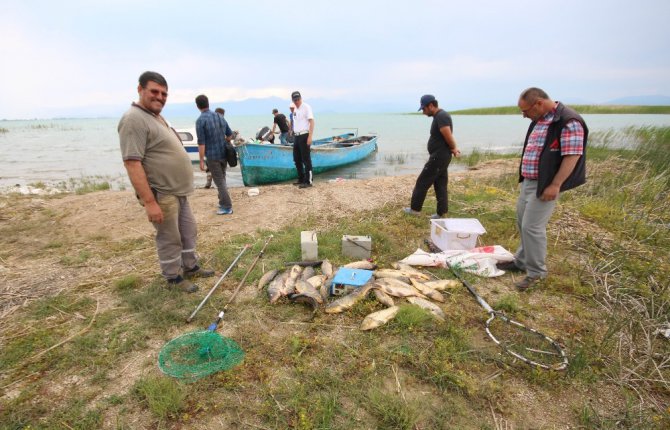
left=290, top=91, right=315, bottom=188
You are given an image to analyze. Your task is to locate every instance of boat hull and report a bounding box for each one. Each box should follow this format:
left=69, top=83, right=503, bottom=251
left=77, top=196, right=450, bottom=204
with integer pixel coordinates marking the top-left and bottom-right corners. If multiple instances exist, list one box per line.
left=238, top=135, right=378, bottom=186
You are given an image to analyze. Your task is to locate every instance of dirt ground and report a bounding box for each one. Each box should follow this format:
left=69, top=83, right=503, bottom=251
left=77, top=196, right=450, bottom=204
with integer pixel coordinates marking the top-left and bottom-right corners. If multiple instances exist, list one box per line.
left=0, top=160, right=517, bottom=320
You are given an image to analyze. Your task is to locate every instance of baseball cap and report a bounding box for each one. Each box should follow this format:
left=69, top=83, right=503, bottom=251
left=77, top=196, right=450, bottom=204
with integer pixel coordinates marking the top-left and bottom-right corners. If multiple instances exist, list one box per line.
left=418, top=94, right=436, bottom=111
left=291, top=91, right=301, bottom=100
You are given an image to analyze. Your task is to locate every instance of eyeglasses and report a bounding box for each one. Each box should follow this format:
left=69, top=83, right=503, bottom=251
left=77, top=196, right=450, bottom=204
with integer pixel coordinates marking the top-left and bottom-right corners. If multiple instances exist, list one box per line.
left=520, top=99, right=538, bottom=115
left=146, top=88, right=168, bottom=98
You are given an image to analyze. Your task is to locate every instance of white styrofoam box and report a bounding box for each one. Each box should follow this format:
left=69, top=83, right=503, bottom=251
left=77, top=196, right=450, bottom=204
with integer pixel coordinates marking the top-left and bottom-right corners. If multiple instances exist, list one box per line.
left=430, top=218, right=486, bottom=251
left=301, top=230, right=318, bottom=261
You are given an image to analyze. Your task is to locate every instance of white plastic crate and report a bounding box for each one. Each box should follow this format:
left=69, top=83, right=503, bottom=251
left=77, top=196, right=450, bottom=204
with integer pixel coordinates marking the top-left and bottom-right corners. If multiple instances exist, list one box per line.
left=430, top=218, right=486, bottom=251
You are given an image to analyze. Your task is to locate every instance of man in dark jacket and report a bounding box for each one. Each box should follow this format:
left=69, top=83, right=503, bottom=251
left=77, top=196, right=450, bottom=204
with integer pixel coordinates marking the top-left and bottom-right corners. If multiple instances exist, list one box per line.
left=497, top=87, right=588, bottom=290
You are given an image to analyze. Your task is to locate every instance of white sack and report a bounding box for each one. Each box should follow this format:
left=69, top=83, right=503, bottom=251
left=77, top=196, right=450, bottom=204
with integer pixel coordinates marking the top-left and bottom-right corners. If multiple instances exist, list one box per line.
left=399, top=245, right=515, bottom=278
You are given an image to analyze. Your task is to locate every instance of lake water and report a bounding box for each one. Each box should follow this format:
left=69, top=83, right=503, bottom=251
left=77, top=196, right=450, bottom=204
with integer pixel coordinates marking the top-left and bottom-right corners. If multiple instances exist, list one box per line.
left=2, top=113, right=669, bottom=190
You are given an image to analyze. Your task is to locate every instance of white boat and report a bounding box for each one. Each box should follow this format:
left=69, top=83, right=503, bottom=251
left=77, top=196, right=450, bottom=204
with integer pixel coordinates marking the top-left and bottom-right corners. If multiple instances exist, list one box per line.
left=175, top=129, right=199, bottom=162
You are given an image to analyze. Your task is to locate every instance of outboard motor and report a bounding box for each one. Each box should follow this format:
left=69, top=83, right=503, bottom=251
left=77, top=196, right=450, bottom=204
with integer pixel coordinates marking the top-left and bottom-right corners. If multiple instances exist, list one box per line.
left=255, top=126, right=275, bottom=143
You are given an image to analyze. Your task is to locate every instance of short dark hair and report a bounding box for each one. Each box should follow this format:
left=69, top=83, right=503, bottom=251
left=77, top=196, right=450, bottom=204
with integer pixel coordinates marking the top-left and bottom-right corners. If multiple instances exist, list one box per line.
left=139, top=71, right=168, bottom=89
left=195, top=94, right=209, bottom=109
left=215, top=107, right=225, bottom=115
left=520, top=87, right=550, bottom=104
left=272, top=108, right=278, bottom=114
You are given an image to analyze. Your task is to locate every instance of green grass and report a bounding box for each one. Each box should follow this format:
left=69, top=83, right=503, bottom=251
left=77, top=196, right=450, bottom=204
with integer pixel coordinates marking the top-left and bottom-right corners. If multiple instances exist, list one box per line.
left=450, top=105, right=670, bottom=115
left=1, top=126, right=669, bottom=428
left=133, top=375, right=187, bottom=420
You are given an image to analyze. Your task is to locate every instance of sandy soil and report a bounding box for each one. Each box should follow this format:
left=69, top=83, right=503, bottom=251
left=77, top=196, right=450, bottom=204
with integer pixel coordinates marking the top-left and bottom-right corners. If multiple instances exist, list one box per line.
left=0, top=159, right=517, bottom=319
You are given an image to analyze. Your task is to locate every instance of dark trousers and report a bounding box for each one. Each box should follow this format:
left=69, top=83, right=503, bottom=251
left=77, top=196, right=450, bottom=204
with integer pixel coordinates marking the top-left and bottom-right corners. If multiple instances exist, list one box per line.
left=410, top=152, right=452, bottom=215
left=293, top=134, right=313, bottom=184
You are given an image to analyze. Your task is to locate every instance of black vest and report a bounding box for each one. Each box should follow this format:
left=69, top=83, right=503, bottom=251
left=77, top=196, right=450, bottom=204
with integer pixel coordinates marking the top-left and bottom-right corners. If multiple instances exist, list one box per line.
left=519, top=102, right=588, bottom=197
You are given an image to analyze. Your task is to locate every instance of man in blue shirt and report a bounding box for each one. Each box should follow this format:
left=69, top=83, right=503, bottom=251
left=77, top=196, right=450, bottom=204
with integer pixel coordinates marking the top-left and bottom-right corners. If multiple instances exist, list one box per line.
left=195, top=94, right=234, bottom=215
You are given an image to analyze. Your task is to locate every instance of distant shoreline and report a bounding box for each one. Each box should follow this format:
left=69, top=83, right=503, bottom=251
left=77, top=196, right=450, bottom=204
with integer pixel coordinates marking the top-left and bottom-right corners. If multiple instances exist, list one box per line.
left=449, top=105, right=670, bottom=115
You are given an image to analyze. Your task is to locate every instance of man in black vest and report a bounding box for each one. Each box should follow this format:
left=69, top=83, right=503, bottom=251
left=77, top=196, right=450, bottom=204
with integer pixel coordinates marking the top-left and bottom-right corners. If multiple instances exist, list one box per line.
left=497, top=87, right=588, bottom=291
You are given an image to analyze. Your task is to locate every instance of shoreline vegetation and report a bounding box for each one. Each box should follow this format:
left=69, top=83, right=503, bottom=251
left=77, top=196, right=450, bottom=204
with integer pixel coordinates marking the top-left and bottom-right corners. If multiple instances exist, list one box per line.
left=450, top=104, right=670, bottom=115
left=0, top=126, right=668, bottom=428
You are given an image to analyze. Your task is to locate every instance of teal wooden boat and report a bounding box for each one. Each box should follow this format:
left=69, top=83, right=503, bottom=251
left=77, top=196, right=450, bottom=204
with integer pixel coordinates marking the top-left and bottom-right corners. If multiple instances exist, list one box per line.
left=236, top=133, right=378, bottom=186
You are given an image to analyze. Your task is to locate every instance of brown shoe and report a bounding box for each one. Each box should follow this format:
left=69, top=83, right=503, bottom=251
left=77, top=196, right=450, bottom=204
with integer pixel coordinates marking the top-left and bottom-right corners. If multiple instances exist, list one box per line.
left=167, top=276, right=199, bottom=293
left=515, top=276, right=542, bottom=291
left=184, top=265, right=215, bottom=279
left=496, top=260, right=523, bottom=272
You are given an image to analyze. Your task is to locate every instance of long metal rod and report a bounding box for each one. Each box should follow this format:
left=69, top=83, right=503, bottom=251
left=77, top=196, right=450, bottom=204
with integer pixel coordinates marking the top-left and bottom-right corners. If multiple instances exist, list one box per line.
left=186, top=244, right=250, bottom=323
left=445, top=260, right=568, bottom=371
left=223, top=235, right=273, bottom=311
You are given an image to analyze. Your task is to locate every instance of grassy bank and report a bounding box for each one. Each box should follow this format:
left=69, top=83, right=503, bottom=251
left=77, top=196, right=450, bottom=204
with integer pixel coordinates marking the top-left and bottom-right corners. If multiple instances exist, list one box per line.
left=1, top=127, right=669, bottom=428
left=450, top=105, right=670, bottom=115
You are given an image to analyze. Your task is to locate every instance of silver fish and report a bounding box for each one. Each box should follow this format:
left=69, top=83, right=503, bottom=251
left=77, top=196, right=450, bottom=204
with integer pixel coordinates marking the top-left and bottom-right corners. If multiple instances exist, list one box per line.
left=324, top=283, right=374, bottom=314
left=267, top=276, right=284, bottom=304
left=390, top=263, right=431, bottom=280
left=423, top=279, right=461, bottom=291
left=373, top=269, right=411, bottom=284
left=280, top=271, right=295, bottom=296
left=321, top=259, right=334, bottom=278
left=258, top=269, right=279, bottom=289
left=373, top=288, right=395, bottom=307
left=306, top=275, right=326, bottom=289
left=407, top=297, right=446, bottom=321
left=300, top=266, right=316, bottom=281
left=295, top=280, right=324, bottom=304
left=285, top=265, right=303, bottom=291
left=409, top=279, right=445, bottom=303
left=360, top=306, right=400, bottom=330
left=343, top=260, right=377, bottom=270
left=373, top=280, right=427, bottom=299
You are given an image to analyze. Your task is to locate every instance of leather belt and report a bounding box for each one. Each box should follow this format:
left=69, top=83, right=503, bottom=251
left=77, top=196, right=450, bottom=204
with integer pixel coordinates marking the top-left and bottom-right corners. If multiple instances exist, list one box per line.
left=295, top=130, right=309, bottom=136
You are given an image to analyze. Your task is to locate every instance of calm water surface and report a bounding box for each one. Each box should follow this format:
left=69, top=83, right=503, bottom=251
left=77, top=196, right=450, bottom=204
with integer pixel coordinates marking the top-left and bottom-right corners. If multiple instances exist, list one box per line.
left=1, top=113, right=669, bottom=190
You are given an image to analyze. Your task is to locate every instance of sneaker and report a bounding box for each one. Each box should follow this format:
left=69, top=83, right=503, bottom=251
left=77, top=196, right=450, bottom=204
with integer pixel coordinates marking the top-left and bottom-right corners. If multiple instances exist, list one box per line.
left=515, top=276, right=542, bottom=291
left=403, top=207, right=421, bottom=216
left=496, top=260, right=523, bottom=272
left=184, top=265, right=215, bottom=279
left=292, top=181, right=302, bottom=186
left=298, top=183, right=313, bottom=188
left=217, top=207, right=233, bottom=215
left=429, top=213, right=446, bottom=219
left=167, top=276, right=199, bottom=293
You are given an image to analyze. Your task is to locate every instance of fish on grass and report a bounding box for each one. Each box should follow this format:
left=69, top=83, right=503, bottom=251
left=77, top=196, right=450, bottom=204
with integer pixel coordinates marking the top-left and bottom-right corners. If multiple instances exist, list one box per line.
left=258, top=269, right=279, bottom=289
left=373, top=288, right=395, bottom=307
left=343, top=260, right=377, bottom=270
left=391, top=263, right=431, bottom=280
left=285, top=265, right=303, bottom=290
left=423, top=279, right=461, bottom=291
left=300, top=266, right=316, bottom=281
left=295, top=280, right=324, bottom=304
left=406, top=297, right=446, bottom=321
left=325, top=283, right=374, bottom=313
left=360, top=306, right=400, bottom=330
left=267, top=275, right=285, bottom=304
left=321, top=259, right=334, bottom=278
left=373, top=279, right=427, bottom=299
left=409, top=279, right=445, bottom=303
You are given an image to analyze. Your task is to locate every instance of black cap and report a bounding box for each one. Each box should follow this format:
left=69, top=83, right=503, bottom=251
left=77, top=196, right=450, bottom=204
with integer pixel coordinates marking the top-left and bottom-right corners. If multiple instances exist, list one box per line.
left=291, top=91, right=301, bottom=100
left=418, top=94, right=436, bottom=111
left=272, top=108, right=278, bottom=114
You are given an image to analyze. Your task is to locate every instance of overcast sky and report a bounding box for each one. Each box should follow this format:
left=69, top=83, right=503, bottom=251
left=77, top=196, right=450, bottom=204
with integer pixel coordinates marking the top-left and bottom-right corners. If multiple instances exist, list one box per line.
left=2, top=0, right=669, bottom=119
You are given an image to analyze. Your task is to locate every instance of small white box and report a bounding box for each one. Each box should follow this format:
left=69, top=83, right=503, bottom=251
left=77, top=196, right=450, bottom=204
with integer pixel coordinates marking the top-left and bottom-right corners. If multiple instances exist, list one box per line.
left=341, top=235, right=372, bottom=259
left=430, top=218, right=486, bottom=251
left=301, top=230, right=318, bottom=261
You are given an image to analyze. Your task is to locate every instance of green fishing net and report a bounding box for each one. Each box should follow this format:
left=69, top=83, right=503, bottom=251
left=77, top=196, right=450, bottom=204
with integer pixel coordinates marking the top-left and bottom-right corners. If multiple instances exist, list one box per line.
left=158, top=330, right=244, bottom=380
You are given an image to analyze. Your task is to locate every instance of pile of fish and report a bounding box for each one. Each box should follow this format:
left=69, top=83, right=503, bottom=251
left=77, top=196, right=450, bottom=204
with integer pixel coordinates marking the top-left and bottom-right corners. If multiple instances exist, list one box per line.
left=258, top=259, right=461, bottom=330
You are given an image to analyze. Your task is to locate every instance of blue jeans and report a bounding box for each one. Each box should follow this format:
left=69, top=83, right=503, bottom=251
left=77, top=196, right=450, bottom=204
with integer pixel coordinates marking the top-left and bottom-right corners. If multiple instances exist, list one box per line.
left=279, top=132, right=289, bottom=146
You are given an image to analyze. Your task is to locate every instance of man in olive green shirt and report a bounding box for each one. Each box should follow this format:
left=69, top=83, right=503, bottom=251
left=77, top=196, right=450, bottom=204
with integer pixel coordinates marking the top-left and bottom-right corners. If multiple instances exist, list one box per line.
left=118, top=71, right=214, bottom=293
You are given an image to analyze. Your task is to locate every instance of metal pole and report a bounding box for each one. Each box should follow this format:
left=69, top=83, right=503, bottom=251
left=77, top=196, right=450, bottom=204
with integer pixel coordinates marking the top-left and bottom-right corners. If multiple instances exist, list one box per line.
left=186, top=244, right=250, bottom=323
left=224, top=235, right=273, bottom=310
